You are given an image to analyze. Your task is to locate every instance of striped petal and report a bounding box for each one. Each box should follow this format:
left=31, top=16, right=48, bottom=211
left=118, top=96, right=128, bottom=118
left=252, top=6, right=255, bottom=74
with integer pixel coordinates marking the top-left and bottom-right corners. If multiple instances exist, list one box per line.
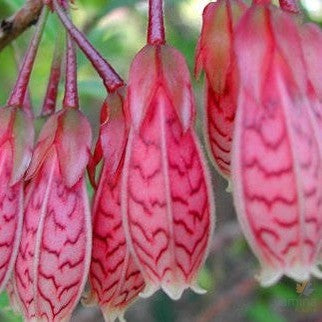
left=14, top=109, right=92, bottom=321
left=195, top=0, right=246, bottom=179
left=128, top=45, right=194, bottom=133
left=123, top=46, right=214, bottom=299
left=88, top=164, right=145, bottom=322
left=0, top=141, right=23, bottom=292
left=14, top=148, right=91, bottom=321
left=232, top=6, right=322, bottom=286
left=87, top=89, right=145, bottom=321
left=0, top=107, right=32, bottom=292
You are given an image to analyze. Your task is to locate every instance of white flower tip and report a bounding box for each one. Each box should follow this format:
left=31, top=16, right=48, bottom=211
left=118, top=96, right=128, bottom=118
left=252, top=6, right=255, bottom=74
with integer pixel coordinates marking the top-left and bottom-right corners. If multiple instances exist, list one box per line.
left=191, top=283, right=207, bottom=295
left=103, top=309, right=126, bottom=322
left=311, top=265, right=322, bottom=279
left=285, top=265, right=311, bottom=283
left=225, top=180, right=233, bottom=193
left=139, top=283, right=159, bottom=299
left=256, top=267, right=283, bottom=287
left=162, top=282, right=186, bottom=300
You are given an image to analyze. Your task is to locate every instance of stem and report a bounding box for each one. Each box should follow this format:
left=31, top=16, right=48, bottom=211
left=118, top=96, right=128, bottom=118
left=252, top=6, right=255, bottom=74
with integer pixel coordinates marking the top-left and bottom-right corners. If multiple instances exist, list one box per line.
left=7, top=7, right=48, bottom=108
left=40, top=31, right=64, bottom=116
left=23, top=91, right=34, bottom=118
left=147, top=0, right=165, bottom=45
left=53, top=0, right=124, bottom=93
left=12, top=43, right=34, bottom=118
left=279, top=0, right=300, bottom=13
left=63, top=33, right=79, bottom=109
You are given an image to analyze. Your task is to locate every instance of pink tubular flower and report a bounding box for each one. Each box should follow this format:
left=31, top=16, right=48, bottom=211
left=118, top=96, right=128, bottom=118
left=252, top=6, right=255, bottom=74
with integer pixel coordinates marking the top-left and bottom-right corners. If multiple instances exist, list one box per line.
left=122, top=43, right=214, bottom=300
left=13, top=37, right=92, bottom=321
left=232, top=4, right=322, bottom=286
left=0, top=7, right=47, bottom=294
left=87, top=90, right=145, bottom=321
left=195, top=0, right=247, bottom=180
left=0, top=108, right=34, bottom=292
left=121, top=0, right=214, bottom=298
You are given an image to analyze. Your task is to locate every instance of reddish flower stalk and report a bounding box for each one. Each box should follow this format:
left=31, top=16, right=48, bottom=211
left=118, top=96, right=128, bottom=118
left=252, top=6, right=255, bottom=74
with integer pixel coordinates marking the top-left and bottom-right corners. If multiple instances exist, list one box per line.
left=7, top=8, right=48, bottom=108
left=40, top=33, right=64, bottom=116
left=23, top=91, right=34, bottom=119
left=13, top=30, right=92, bottom=321
left=13, top=45, right=35, bottom=118
left=44, top=0, right=71, bottom=10
left=148, top=0, right=166, bottom=45
left=63, top=34, right=79, bottom=109
left=52, top=0, right=124, bottom=93
left=279, top=0, right=299, bottom=13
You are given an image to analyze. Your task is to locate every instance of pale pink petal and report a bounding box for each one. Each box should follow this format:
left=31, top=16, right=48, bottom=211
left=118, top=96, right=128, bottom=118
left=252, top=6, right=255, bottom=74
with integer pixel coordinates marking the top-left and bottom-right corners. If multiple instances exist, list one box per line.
left=122, top=88, right=214, bottom=299
left=88, top=164, right=145, bottom=321
left=99, top=90, right=128, bottom=181
left=300, top=23, right=322, bottom=98
left=195, top=0, right=246, bottom=178
left=57, top=109, right=92, bottom=188
left=232, top=6, right=322, bottom=286
left=11, top=109, right=35, bottom=185
left=160, top=45, right=195, bottom=132
left=127, top=45, right=158, bottom=130
left=128, top=45, right=195, bottom=132
left=300, top=23, right=322, bottom=152
left=26, top=112, right=59, bottom=180
left=14, top=148, right=92, bottom=321
left=0, top=141, right=23, bottom=292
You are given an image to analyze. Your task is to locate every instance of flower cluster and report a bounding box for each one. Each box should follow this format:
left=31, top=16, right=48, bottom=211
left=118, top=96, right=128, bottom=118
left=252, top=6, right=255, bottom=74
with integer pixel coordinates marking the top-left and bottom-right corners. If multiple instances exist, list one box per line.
left=197, top=0, right=322, bottom=286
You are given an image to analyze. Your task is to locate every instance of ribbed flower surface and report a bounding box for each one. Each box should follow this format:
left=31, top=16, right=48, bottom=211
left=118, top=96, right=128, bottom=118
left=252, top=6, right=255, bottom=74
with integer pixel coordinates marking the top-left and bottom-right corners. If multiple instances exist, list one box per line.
left=88, top=92, right=145, bottom=322
left=13, top=108, right=92, bottom=321
left=195, top=0, right=246, bottom=180
left=232, top=4, right=322, bottom=286
left=122, top=44, right=214, bottom=299
left=0, top=107, right=33, bottom=293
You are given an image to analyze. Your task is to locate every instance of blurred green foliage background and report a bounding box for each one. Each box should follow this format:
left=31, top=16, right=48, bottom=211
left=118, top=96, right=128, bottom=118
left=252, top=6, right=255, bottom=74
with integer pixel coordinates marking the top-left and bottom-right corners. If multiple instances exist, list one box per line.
left=0, top=1, right=321, bottom=321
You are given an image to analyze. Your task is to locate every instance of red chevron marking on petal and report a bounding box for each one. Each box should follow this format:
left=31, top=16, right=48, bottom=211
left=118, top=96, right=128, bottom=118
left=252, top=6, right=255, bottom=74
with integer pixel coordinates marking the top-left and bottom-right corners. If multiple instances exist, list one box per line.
left=89, top=164, right=145, bottom=318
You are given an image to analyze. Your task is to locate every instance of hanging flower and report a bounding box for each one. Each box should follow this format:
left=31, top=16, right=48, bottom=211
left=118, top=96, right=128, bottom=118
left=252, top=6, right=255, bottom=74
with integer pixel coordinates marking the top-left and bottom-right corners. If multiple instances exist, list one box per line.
left=86, top=89, right=145, bottom=322
left=13, top=107, right=92, bottom=321
left=13, top=36, right=92, bottom=321
left=0, top=7, right=47, bottom=295
left=232, top=3, right=322, bottom=286
left=121, top=2, right=215, bottom=296
left=195, top=0, right=247, bottom=180
left=0, top=107, right=34, bottom=292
